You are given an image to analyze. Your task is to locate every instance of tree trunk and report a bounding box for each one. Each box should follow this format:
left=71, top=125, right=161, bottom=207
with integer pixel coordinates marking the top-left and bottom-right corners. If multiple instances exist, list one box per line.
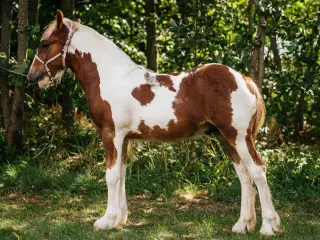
left=28, top=0, right=39, bottom=25
left=270, top=36, right=281, bottom=71
left=60, top=0, right=75, bottom=131
left=146, top=0, right=157, bottom=72
left=61, top=0, right=74, bottom=18
left=248, top=0, right=253, bottom=37
left=0, top=0, right=12, bottom=130
left=295, top=89, right=305, bottom=136
left=247, top=3, right=267, bottom=89
left=248, top=47, right=259, bottom=80
left=256, top=16, right=266, bottom=88
left=6, top=0, right=28, bottom=148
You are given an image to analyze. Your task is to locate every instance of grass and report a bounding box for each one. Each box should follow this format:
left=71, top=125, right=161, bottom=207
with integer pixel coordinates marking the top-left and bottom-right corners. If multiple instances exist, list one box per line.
left=0, top=189, right=320, bottom=240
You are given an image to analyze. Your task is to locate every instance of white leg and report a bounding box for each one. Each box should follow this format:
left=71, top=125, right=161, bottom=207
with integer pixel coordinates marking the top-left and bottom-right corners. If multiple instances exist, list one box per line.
left=232, top=162, right=256, bottom=233
left=235, top=138, right=280, bottom=236
left=94, top=135, right=125, bottom=230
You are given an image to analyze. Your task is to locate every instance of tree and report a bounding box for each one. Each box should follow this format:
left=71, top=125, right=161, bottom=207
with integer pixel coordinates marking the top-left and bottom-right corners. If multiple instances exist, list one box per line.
left=146, top=0, right=157, bottom=71
left=0, top=0, right=13, bottom=131
left=60, top=0, right=75, bottom=130
left=247, top=0, right=267, bottom=88
left=61, top=0, right=74, bottom=18
left=6, top=0, right=28, bottom=147
left=28, top=0, right=40, bottom=26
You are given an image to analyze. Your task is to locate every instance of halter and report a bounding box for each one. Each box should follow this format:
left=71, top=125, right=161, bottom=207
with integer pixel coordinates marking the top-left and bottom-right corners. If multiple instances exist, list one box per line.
left=35, top=26, right=77, bottom=83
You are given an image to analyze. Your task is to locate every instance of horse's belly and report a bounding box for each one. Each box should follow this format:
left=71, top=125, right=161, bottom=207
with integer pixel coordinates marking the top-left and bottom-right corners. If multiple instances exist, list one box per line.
left=127, top=117, right=211, bottom=142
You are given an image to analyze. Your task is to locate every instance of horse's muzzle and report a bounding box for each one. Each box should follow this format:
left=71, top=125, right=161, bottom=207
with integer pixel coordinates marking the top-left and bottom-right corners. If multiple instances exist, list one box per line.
left=27, top=69, right=44, bottom=83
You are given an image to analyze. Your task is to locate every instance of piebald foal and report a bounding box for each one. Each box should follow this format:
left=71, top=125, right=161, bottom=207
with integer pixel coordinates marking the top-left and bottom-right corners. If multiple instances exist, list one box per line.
left=27, top=10, right=281, bottom=236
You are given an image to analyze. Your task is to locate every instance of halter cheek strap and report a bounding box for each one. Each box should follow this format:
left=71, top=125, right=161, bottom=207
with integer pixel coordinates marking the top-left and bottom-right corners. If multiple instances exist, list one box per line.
left=35, top=53, right=62, bottom=80
left=35, top=27, right=76, bottom=83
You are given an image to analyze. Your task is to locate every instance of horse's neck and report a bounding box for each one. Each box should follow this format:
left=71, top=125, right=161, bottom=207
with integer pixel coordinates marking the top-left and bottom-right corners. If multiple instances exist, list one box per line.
left=68, top=27, right=138, bottom=88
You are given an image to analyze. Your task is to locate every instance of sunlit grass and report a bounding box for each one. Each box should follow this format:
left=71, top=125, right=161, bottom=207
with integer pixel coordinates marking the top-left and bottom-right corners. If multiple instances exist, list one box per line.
left=0, top=191, right=319, bottom=240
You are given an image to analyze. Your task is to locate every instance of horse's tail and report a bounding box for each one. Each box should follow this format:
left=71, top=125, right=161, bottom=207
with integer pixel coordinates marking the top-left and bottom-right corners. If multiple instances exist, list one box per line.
left=251, top=82, right=266, bottom=138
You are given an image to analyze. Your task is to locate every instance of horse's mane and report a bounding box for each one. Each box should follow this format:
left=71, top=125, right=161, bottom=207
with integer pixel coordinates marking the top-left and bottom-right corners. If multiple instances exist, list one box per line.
left=41, top=21, right=57, bottom=40
left=41, top=18, right=79, bottom=41
left=41, top=18, right=135, bottom=71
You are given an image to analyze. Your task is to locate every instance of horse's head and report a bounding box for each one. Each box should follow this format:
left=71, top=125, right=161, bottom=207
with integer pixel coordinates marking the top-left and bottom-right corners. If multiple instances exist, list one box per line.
left=27, top=10, right=77, bottom=88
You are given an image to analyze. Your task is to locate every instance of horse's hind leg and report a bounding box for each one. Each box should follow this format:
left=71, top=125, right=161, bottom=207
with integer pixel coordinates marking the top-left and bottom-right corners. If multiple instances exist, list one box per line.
left=216, top=134, right=257, bottom=233
left=225, top=126, right=281, bottom=236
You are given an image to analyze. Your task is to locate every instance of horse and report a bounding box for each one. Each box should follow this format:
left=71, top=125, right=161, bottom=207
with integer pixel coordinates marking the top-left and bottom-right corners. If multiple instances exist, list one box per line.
left=27, top=10, right=281, bottom=236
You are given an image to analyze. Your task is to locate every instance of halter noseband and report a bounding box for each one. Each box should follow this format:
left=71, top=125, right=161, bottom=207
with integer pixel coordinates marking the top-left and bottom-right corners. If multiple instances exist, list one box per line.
left=35, top=27, right=77, bottom=83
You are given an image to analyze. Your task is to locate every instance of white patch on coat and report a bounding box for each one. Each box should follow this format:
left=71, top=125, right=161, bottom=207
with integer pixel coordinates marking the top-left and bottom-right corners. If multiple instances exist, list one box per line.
left=145, top=74, right=160, bottom=87
left=229, top=68, right=256, bottom=138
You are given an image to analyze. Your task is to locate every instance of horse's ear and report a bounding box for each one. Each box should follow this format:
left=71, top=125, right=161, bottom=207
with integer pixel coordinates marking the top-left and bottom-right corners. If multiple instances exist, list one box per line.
left=77, top=18, right=81, bottom=23
left=56, top=9, right=64, bottom=29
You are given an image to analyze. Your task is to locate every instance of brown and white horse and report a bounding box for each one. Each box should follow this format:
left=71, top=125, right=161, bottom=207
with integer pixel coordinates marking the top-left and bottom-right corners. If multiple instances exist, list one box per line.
left=27, top=10, right=281, bottom=236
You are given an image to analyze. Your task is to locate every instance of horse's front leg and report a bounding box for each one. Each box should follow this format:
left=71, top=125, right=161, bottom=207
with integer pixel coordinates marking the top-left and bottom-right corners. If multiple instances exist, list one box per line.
left=94, top=129, right=126, bottom=230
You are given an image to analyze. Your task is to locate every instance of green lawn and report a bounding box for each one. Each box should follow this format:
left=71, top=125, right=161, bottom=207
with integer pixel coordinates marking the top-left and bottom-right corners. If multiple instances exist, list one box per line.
left=1, top=191, right=319, bottom=240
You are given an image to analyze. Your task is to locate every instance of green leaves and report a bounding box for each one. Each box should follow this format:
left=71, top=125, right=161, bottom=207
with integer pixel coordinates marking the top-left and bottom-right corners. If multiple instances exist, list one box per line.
left=12, top=61, right=28, bottom=75
left=0, top=52, right=7, bottom=64
left=10, top=60, right=29, bottom=86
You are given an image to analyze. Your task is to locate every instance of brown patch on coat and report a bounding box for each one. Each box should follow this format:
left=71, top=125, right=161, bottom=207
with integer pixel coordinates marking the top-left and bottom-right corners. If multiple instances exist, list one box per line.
left=172, top=64, right=238, bottom=147
left=246, top=113, right=265, bottom=166
left=216, top=133, right=241, bottom=164
left=156, top=75, right=176, bottom=92
left=102, top=128, right=118, bottom=169
left=129, top=119, right=207, bottom=142
left=131, top=84, right=155, bottom=106
left=128, top=64, right=239, bottom=158
left=241, top=74, right=255, bottom=95
left=67, top=50, right=117, bottom=169
left=121, top=140, right=129, bottom=164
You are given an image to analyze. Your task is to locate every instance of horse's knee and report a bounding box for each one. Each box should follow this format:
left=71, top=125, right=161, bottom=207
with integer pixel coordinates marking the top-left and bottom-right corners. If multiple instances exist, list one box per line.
left=106, top=167, right=120, bottom=185
left=246, top=164, right=266, bottom=182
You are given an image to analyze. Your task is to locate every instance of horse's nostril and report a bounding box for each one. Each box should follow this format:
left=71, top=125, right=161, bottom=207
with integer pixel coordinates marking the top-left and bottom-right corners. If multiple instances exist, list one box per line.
left=27, top=70, right=43, bottom=83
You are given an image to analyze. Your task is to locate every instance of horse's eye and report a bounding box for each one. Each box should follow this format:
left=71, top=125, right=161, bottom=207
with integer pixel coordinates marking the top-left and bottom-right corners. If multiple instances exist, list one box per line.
left=41, top=42, right=50, bottom=49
